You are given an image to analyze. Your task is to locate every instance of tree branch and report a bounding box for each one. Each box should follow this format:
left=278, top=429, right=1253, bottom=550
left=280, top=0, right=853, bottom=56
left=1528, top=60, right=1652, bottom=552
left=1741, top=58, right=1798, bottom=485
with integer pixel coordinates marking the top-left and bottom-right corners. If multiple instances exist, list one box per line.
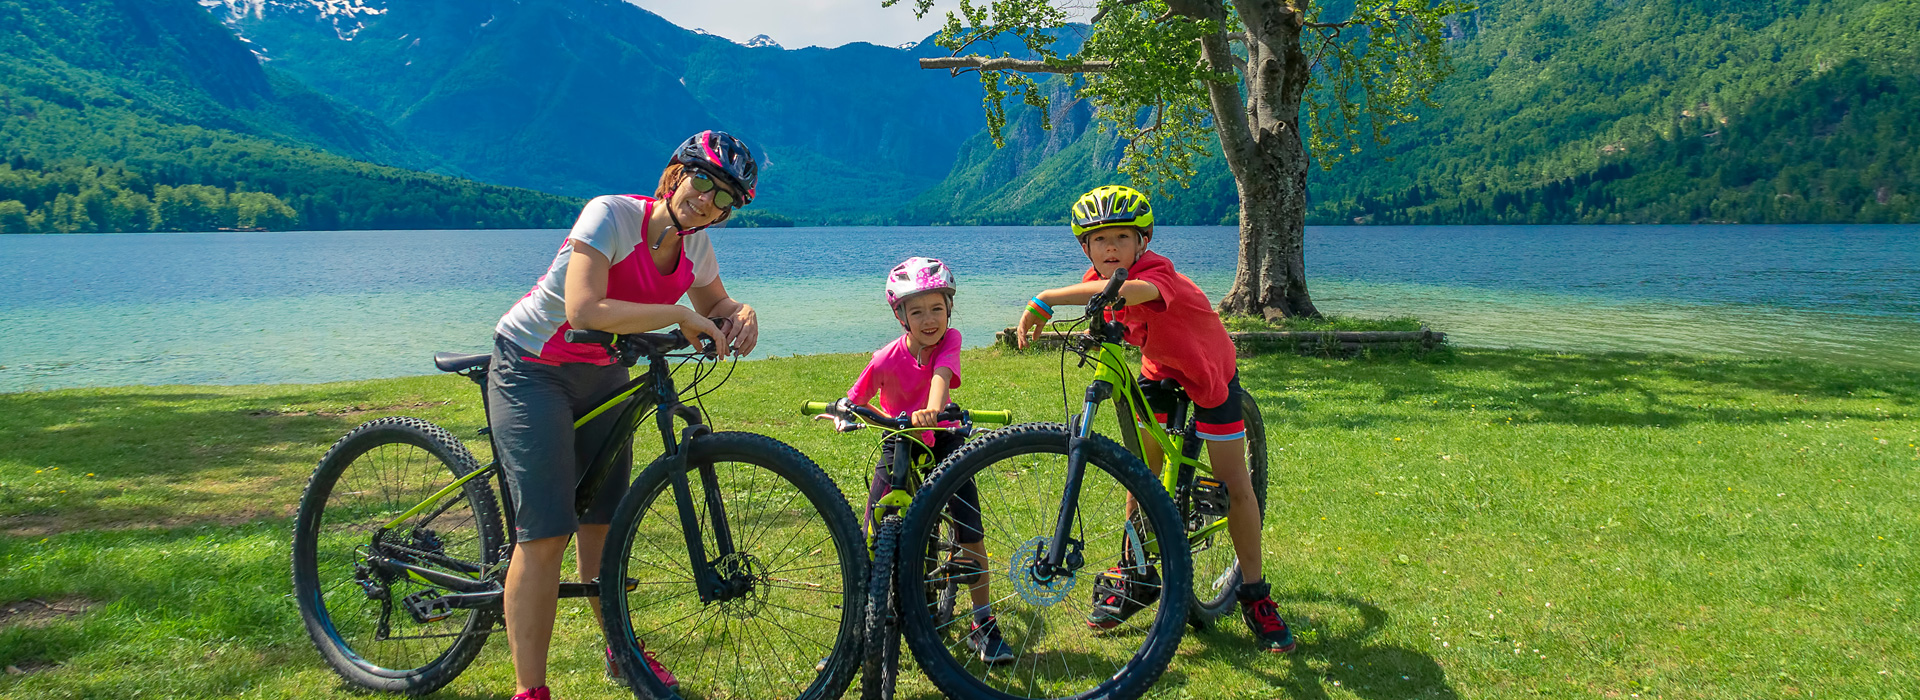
left=919, top=57, right=1113, bottom=73
left=1091, top=0, right=1152, bottom=24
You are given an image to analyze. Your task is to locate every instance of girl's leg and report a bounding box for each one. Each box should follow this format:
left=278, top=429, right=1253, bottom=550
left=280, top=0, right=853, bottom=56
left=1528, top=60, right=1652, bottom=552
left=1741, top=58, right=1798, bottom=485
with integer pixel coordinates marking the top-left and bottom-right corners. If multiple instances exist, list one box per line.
left=506, top=534, right=572, bottom=693
left=1203, top=436, right=1263, bottom=584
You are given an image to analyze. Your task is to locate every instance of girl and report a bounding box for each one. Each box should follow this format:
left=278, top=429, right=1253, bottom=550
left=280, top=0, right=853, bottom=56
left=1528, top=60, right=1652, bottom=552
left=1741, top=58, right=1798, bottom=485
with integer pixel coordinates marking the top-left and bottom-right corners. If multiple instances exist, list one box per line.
left=835, top=257, right=1014, bottom=664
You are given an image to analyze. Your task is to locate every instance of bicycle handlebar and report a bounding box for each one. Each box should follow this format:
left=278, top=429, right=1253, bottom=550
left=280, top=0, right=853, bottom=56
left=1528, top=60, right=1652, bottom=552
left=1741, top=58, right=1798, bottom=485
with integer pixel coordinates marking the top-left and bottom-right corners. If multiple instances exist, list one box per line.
left=801, top=400, right=1011, bottom=429
left=564, top=318, right=727, bottom=365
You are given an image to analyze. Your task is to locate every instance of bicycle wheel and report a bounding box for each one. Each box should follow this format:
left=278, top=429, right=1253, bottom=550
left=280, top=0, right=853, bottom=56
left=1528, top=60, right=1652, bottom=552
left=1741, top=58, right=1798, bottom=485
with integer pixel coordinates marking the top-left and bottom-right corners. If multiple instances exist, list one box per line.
left=1185, top=392, right=1270, bottom=629
left=896, top=423, right=1190, bottom=700
left=861, top=516, right=902, bottom=700
left=600, top=431, right=865, bottom=700
left=292, top=416, right=505, bottom=695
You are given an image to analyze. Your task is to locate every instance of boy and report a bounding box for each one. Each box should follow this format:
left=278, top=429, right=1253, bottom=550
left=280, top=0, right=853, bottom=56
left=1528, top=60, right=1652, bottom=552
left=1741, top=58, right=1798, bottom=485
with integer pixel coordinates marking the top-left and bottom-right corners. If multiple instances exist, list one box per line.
left=1014, top=185, right=1295, bottom=653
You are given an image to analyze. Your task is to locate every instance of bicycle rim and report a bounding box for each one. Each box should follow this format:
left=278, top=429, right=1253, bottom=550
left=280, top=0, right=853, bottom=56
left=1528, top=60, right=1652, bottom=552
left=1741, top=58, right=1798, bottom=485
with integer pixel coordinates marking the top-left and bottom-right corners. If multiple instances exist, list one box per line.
left=603, top=431, right=864, bottom=700
left=898, top=423, right=1190, bottom=700
left=293, top=417, right=502, bottom=692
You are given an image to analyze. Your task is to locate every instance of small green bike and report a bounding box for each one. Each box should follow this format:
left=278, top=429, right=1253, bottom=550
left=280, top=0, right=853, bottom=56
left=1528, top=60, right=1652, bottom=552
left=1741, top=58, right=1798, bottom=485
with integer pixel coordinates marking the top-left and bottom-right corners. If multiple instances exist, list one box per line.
left=291, top=327, right=866, bottom=700
left=801, top=399, right=1010, bottom=700
left=894, top=269, right=1268, bottom=700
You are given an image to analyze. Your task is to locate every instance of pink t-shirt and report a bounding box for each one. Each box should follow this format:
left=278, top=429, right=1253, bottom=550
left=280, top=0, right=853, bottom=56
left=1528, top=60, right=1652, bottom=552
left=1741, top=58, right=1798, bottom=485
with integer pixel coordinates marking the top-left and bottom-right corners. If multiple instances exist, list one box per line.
left=848, top=330, right=964, bottom=444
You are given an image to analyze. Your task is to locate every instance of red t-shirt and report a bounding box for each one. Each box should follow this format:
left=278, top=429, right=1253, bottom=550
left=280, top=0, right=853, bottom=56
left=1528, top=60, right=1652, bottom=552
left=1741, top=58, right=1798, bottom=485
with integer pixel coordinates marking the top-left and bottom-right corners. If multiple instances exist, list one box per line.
left=1082, top=251, right=1237, bottom=409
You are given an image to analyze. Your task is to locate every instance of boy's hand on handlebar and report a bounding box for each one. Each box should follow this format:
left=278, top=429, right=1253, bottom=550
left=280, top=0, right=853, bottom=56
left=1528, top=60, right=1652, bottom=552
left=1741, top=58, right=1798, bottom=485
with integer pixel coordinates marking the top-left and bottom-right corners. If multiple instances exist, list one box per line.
left=1016, top=303, right=1048, bottom=350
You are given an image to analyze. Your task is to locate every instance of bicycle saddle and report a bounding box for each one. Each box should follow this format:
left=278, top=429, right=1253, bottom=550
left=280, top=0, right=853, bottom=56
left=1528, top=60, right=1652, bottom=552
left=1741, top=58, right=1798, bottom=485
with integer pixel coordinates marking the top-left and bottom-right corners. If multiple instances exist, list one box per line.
left=433, top=352, right=490, bottom=373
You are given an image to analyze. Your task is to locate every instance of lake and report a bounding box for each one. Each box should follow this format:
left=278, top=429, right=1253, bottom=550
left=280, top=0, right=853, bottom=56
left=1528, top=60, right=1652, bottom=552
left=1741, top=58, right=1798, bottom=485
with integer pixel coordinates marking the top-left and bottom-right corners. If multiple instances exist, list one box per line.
left=2, top=224, right=1916, bottom=391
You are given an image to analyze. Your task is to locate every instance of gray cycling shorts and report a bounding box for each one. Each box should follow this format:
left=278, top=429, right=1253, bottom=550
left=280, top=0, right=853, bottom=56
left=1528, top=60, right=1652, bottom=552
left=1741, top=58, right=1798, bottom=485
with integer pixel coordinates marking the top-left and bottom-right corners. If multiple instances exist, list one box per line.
left=485, top=335, right=634, bottom=542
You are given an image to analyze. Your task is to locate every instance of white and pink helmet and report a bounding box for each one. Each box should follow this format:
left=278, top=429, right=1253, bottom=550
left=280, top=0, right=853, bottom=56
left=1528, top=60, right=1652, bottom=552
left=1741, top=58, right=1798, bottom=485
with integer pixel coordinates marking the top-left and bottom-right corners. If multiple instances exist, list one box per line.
left=885, top=257, right=957, bottom=311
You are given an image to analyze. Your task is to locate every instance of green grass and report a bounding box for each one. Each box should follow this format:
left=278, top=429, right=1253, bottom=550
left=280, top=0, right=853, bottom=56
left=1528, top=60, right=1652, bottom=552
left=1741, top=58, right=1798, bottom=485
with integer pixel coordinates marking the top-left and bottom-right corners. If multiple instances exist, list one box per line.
left=1219, top=315, right=1429, bottom=333
left=1, top=347, right=1916, bottom=698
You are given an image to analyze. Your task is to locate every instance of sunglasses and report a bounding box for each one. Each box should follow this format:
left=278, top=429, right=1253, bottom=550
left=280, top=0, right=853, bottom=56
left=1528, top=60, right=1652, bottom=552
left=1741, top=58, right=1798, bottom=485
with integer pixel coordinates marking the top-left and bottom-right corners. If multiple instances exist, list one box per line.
left=687, top=171, right=738, bottom=210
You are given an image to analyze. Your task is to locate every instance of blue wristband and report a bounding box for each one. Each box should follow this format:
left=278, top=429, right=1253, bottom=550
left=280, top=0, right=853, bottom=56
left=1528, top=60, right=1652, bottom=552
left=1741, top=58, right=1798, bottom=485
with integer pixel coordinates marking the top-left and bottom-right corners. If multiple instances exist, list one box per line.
left=1029, top=296, right=1053, bottom=315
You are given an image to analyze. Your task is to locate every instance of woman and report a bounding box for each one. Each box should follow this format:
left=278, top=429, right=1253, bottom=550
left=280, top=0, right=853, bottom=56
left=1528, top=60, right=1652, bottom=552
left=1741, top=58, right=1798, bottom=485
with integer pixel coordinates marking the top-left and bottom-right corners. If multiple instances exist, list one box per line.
left=487, top=131, right=760, bottom=700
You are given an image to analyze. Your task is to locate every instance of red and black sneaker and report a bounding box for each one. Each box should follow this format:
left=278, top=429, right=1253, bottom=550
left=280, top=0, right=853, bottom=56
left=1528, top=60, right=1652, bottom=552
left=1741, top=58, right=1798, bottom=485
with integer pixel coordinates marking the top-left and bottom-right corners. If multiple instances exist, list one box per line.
left=1236, top=581, right=1297, bottom=653
left=606, top=643, right=679, bottom=691
left=1085, top=562, right=1161, bottom=629
left=510, top=686, right=551, bottom=700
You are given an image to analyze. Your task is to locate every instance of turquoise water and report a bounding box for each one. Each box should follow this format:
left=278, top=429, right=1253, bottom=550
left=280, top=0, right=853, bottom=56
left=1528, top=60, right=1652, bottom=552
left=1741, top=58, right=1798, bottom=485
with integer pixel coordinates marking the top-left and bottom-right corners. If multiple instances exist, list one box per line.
left=1, top=225, right=1916, bottom=391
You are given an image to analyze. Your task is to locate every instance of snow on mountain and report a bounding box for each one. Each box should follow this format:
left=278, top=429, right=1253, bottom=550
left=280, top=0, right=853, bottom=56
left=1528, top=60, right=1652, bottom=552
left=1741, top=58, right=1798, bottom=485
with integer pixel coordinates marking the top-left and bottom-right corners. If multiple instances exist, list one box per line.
left=741, top=34, right=782, bottom=49
left=199, top=0, right=388, bottom=40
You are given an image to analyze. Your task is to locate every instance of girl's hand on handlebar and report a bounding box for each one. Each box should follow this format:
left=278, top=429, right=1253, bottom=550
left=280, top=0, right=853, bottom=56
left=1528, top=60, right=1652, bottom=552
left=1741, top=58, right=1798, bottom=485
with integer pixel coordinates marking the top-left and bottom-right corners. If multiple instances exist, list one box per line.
left=910, top=406, right=942, bottom=428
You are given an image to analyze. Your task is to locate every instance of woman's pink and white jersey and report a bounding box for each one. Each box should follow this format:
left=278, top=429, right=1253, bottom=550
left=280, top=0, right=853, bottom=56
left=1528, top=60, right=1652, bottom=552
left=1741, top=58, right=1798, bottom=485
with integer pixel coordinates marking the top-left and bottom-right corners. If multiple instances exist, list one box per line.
left=495, top=195, right=719, bottom=364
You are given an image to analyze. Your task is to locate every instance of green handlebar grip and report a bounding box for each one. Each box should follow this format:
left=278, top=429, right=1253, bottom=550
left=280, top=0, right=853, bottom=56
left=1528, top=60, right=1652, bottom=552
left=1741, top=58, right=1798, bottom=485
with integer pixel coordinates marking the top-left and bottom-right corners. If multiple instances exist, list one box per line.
left=801, top=401, right=832, bottom=416
left=970, top=409, right=1013, bottom=425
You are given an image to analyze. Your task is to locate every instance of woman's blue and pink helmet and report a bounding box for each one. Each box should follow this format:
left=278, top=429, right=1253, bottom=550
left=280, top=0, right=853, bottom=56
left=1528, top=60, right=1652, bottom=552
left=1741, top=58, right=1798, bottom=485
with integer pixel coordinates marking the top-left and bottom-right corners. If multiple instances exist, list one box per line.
left=670, top=130, right=758, bottom=206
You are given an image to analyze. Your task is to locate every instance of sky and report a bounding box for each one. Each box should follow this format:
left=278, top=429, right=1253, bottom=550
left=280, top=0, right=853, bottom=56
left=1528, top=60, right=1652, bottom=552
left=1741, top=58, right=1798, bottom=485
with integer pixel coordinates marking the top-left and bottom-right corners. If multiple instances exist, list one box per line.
left=624, top=0, right=1091, bottom=49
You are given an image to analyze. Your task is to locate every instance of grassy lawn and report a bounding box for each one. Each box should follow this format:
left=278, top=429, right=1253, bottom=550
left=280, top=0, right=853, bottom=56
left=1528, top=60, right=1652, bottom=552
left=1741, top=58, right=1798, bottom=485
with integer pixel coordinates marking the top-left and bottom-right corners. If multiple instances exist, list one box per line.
left=0, top=347, right=1914, bottom=699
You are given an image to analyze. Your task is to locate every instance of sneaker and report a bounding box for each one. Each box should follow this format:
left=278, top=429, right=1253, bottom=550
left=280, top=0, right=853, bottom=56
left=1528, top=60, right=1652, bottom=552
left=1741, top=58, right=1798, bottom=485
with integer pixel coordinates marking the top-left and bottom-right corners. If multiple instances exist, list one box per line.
left=1085, top=563, right=1161, bottom=629
left=1236, top=581, right=1297, bottom=653
left=607, top=644, right=679, bottom=690
left=511, top=687, right=551, bottom=700
left=967, top=616, right=1016, bottom=665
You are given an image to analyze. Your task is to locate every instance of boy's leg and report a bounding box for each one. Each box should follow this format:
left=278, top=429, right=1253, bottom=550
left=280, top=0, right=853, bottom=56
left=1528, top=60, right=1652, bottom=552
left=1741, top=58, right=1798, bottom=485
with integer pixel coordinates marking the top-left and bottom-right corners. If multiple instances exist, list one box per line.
left=1202, top=436, right=1263, bottom=585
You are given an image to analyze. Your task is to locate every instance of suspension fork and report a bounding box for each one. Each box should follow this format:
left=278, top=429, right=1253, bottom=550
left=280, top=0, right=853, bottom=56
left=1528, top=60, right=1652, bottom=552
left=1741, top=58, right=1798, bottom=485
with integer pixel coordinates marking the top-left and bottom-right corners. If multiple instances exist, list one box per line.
left=644, top=353, right=740, bottom=603
left=1039, top=379, right=1112, bottom=578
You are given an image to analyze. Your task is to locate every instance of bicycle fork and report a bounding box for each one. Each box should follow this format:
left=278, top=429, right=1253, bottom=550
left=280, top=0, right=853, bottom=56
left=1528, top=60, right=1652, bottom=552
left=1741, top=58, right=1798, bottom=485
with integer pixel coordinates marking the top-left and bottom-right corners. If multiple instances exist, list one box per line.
left=1037, top=380, right=1113, bottom=579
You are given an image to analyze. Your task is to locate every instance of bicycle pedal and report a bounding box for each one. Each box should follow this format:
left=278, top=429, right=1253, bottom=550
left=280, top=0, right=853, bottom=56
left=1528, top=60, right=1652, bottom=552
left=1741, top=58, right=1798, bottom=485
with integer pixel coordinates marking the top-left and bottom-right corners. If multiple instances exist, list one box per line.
left=401, top=589, right=456, bottom=623
left=1191, top=476, right=1230, bottom=518
left=937, top=556, right=986, bottom=586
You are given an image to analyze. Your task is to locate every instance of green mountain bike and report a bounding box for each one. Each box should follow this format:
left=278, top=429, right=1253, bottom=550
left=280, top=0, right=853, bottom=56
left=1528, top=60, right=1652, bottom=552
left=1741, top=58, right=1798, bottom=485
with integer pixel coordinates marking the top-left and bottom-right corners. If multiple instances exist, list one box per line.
left=802, top=399, right=1011, bottom=700
left=883, top=268, right=1198, bottom=698
left=291, top=327, right=865, bottom=700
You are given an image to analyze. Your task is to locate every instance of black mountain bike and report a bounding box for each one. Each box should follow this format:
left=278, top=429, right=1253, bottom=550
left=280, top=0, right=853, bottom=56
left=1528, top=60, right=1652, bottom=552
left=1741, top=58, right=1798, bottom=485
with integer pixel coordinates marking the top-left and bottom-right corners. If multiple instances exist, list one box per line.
left=891, top=271, right=1211, bottom=700
left=292, top=327, right=865, bottom=700
left=802, top=400, right=1010, bottom=700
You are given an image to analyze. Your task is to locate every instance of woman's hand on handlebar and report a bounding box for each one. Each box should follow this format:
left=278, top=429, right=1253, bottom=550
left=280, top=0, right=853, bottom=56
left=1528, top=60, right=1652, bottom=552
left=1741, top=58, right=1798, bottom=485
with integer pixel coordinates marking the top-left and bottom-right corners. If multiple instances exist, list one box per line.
left=677, top=308, right=727, bottom=356
left=720, top=303, right=758, bottom=356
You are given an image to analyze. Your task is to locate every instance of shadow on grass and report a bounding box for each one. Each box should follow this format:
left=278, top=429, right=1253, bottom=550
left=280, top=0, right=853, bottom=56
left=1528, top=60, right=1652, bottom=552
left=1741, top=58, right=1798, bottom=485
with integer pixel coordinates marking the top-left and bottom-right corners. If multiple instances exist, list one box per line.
left=0, top=381, right=479, bottom=532
left=1179, top=590, right=1456, bottom=700
left=1242, top=348, right=1920, bottom=431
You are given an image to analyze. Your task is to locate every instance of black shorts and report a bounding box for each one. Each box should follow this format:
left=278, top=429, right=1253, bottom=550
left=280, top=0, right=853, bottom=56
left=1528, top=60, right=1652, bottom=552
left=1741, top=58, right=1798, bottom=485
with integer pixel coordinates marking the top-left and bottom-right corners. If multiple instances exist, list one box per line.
left=485, top=335, right=633, bottom=542
left=1139, top=371, right=1248, bottom=442
left=866, top=431, right=984, bottom=544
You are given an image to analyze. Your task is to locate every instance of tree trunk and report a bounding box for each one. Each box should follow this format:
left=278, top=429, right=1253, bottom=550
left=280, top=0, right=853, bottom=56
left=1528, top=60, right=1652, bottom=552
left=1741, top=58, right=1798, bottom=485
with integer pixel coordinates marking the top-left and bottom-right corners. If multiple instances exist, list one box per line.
left=1189, top=0, right=1320, bottom=320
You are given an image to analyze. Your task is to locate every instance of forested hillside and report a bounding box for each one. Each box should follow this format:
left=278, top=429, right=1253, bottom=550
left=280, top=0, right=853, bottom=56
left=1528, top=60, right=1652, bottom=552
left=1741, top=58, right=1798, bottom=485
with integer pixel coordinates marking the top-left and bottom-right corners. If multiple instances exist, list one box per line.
left=0, top=0, right=580, bottom=232
left=904, top=0, right=1918, bottom=226
left=1309, top=0, right=1920, bottom=224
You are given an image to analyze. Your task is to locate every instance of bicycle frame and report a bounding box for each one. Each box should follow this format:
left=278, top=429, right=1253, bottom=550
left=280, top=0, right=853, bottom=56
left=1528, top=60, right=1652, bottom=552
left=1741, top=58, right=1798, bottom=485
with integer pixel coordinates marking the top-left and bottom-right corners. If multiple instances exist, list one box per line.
left=1041, top=268, right=1228, bottom=573
left=362, top=335, right=750, bottom=614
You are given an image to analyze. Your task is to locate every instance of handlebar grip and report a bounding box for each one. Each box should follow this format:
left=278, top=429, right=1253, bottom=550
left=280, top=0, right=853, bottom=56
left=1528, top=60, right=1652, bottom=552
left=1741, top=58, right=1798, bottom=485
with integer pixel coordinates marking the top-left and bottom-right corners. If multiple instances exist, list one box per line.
left=970, top=409, right=1013, bottom=425
left=565, top=329, right=616, bottom=345
left=801, top=401, right=832, bottom=416
left=1101, top=268, right=1129, bottom=298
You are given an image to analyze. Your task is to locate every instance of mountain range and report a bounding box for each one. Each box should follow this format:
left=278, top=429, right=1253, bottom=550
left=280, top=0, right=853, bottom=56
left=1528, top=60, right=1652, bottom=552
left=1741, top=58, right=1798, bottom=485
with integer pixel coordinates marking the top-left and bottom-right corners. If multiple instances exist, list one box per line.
left=2, top=0, right=1913, bottom=233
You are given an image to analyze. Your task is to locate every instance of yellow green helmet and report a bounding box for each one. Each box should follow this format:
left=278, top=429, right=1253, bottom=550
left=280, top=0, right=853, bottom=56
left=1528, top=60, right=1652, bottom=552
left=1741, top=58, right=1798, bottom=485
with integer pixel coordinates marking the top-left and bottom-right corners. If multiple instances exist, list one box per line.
left=1070, top=185, right=1154, bottom=238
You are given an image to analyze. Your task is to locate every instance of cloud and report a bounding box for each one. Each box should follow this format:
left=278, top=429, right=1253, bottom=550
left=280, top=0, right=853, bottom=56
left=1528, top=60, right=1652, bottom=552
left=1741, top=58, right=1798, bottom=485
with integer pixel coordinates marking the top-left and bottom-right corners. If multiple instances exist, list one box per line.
left=625, top=0, right=1095, bottom=49
left=625, top=0, right=959, bottom=48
